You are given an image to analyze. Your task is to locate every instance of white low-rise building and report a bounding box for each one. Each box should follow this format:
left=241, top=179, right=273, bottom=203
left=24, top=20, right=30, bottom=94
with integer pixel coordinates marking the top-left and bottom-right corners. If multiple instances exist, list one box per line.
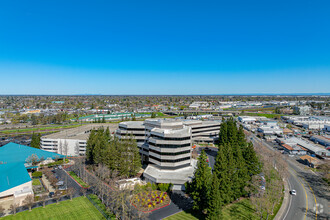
left=41, top=124, right=118, bottom=156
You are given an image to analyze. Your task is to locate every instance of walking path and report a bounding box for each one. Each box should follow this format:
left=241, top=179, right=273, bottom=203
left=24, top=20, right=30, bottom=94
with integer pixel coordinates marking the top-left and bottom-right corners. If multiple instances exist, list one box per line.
left=41, top=175, right=55, bottom=192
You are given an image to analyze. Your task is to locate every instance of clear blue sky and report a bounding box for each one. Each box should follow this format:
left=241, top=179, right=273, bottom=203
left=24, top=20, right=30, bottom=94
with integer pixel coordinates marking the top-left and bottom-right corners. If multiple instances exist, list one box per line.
left=0, top=0, right=329, bottom=95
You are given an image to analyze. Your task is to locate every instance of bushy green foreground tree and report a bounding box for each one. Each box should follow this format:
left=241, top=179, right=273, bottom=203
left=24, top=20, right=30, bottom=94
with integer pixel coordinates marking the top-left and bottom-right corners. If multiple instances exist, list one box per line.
left=86, top=127, right=141, bottom=177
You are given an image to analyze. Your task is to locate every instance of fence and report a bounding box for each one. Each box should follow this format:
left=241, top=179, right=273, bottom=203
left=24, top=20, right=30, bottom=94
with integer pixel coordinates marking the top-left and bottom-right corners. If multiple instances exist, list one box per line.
left=86, top=194, right=114, bottom=220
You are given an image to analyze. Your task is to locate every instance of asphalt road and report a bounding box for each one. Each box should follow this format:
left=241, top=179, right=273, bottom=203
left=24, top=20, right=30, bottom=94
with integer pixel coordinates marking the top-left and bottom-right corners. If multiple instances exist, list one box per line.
left=54, top=168, right=82, bottom=197
left=249, top=133, right=329, bottom=220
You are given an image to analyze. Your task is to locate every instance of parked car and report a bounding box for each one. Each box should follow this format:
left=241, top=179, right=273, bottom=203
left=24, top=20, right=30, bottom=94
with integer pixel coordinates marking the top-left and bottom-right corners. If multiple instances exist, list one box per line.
left=56, top=181, right=64, bottom=186
left=49, top=192, right=55, bottom=197
left=59, top=186, right=67, bottom=191
left=58, top=165, right=63, bottom=170
left=290, top=189, right=296, bottom=195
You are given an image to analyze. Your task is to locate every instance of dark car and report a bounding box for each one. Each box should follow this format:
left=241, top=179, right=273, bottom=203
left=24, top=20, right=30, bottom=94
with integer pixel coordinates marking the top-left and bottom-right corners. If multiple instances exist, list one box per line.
left=49, top=192, right=55, bottom=197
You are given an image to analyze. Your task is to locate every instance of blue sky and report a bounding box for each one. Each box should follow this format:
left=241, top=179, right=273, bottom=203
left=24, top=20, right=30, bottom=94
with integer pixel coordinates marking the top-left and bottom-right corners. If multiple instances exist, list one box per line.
left=0, top=0, right=329, bottom=95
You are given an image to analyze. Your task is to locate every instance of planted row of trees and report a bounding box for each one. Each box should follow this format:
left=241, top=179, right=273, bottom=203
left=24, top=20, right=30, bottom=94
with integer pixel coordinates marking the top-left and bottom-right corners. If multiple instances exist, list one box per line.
left=187, top=118, right=261, bottom=219
left=86, top=127, right=141, bottom=178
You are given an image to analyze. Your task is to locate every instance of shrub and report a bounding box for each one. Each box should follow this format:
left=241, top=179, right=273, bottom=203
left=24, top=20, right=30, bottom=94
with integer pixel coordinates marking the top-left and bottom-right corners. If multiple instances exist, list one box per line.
left=32, top=171, right=43, bottom=178
left=151, top=183, right=158, bottom=190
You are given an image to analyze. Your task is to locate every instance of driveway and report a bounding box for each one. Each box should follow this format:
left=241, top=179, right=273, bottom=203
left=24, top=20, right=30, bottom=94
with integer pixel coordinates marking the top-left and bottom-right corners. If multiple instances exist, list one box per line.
left=54, top=169, right=82, bottom=197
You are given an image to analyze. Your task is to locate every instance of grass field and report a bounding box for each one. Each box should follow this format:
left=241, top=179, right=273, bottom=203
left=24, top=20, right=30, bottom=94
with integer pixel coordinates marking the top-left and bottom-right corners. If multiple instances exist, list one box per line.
left=165, top=199, right=256, bottom=220
left=0, top=124, right=82, bottom=134
left=3, top=196, right=105, bottom=220
left=165, top=198, right=281, bottom=220
left=32, top=179, right=41, bottom=186
left=68, top=171, right=90, bottom=188
left=241, top=113, right=284, bottom=119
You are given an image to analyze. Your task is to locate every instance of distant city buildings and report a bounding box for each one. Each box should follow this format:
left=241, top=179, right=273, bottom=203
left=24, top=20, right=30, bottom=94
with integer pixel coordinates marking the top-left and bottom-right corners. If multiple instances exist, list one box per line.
left=293, top=105, right=312, bottom=116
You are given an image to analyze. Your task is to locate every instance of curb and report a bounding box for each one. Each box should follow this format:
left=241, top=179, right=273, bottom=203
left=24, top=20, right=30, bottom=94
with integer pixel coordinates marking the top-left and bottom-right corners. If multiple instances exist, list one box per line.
left=64, top=170, right=90, bottom=189
left=274, top=177, right=290, bottom=220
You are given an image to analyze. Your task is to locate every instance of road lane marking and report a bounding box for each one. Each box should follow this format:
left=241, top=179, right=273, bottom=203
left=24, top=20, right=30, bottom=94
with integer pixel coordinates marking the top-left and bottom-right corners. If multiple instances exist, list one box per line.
left=289, top=168, right=308, bottom=220
left=291, top=167, right=318, bottom=220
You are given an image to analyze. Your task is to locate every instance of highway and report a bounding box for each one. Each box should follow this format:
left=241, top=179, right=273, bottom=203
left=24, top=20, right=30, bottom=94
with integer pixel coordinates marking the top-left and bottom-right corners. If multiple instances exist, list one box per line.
left=249, top=133, right=329, bottom=220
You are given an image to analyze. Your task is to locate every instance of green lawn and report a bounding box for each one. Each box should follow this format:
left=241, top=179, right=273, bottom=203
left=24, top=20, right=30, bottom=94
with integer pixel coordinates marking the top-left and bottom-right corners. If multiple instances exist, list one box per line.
left=0, top=124, right=82, bottom=134
left=166, top=198, right=281, bottom=220
left=165, top=209, right=202, bottom=220
left=3, top=196, right=106, bottom=220
left=32, top=179, right=41, bottom=186
left=68, top=171, right=90, bottom=188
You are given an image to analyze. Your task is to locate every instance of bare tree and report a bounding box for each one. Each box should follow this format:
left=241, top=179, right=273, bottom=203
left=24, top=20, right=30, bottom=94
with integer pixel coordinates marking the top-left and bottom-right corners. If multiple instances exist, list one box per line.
left=25, top=154, right=40, bottom=165
left=67, top=187, right=76, bottom=201
left=74, top=141, right=80, bottom=156
left=9, top=203, right=18, bottom=215
left=40, top=194, right=48, bottom=208
left=23, top=195, right=34, bottom=211
left=58, top=141, right=63, bottom=155
left=63, top=140, right=68, bottom=156
left=54, top=191, right=61, bottom=204
left=80, top=187, right=87, bottom=197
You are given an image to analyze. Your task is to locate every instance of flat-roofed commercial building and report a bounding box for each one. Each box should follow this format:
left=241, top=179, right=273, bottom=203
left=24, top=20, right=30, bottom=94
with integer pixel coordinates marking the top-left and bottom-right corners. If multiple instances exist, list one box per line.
left=41, top=124, right=118, bottom=156
left=183, top=120, right=220, bottom=143
left=115, top=119, right=220, bottom=187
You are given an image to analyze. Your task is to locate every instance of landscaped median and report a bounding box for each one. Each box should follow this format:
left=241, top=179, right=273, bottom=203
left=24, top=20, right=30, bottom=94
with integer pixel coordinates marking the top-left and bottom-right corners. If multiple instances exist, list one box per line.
left=2, top=196, right=106, bottom=220
left=68, top=171, right=90, bottom=188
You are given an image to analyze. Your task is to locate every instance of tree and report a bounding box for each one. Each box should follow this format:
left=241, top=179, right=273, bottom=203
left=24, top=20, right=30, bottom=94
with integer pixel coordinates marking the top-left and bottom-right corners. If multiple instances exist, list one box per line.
left=26, top=154, right=40, bottom=165
left=30, top=133, right=41, bottom=148
left=9, top=203, right=18, bottom=215
left=213, top=145, right=231, bottom=204
left=190, top=150, right=212, bottom=213
left=54, top=191, right=61, bottom=204
left=58, top=141, right=63, bottom=155
left=23, top=195, right=34, bottom=211
left=74, top=141, right=80, bottom=156
left=67, top=187, right=76, bottom=201
left=63, top=140, right=68, bottom=156
left=207, top=174, right=222, bottom=220
left=242, top=142, right=262, bottom=178
left=0, top=205, right=5, bottom=217
left=80, top=187, right=87, bottom=197
left=40, top=194, right=48, bottom=208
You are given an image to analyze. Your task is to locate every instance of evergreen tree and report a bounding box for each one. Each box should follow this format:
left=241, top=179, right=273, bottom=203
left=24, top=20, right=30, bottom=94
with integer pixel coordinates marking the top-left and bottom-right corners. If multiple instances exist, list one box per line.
left=190, top=150, right=212, bottom=213
left=237, top=125, right=246, bottom=148
left=242, top=142, right=262, bottom=177
left=30, top=133, right=41, bottom=148
left=218, top=120, right=228, bottom=146
left=207, top=174, right=223, bottom=220
left=213, top=145, right=231, bottom=204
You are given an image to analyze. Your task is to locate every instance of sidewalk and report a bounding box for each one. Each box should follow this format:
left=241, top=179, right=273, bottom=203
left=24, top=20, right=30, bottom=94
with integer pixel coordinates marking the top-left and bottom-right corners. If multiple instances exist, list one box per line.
left=274, top=177, right=290, bottom=220
left=41, top=175, right=55, bottom=192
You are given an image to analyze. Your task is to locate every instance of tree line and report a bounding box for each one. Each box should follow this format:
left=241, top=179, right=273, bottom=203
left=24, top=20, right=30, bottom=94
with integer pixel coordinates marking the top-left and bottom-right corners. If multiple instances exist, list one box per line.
left=86, top=127, right=141, bottom=178
left=187, top=118, right=261, bottom=219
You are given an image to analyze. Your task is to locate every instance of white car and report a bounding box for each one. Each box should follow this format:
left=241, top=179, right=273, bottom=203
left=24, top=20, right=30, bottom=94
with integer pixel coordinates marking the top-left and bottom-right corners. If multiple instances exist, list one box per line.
left=290, top=190, right=296, bottom=195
